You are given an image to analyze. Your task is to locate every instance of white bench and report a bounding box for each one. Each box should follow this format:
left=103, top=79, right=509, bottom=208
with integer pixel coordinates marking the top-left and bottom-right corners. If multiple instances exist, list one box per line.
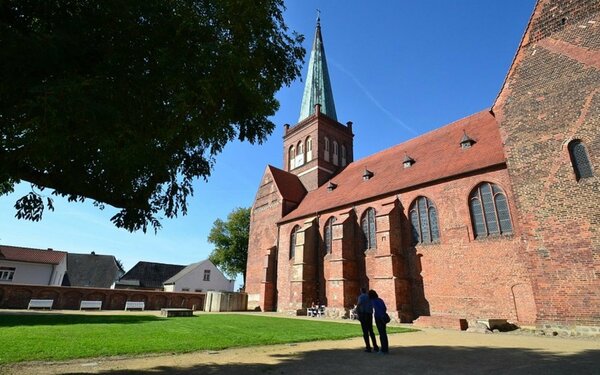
left=28, top=299, right=54, bottom=310
left=80, top=300, right=102, bottom=310
left=124, top=301, right=145, bottom=311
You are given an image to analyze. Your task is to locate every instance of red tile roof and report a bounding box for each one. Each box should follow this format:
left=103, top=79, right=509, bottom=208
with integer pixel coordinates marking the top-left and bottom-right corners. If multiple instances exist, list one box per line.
left=0, top=245, right=67, bottom=265
left=281, top=110, right=505, bottom=222
left=268, top=165, right=307, bottom=204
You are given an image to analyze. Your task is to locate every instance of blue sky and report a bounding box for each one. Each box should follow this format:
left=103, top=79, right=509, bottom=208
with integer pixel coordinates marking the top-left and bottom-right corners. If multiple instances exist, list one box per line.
left=0, top=1, right=536, bottom=287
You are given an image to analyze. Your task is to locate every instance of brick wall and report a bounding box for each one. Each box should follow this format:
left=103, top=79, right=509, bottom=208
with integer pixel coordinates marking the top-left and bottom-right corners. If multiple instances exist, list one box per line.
left=495, top=1, right=600, bottom=326
left=273, top=167, right=536, bottom=324
left=0, top=283, right=205, bottom=310
left=246, top=168, right=284, bottom=311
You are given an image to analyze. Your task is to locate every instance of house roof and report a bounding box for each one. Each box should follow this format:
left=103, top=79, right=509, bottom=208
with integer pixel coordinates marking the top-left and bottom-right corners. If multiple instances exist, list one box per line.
left=62, top=252, right=124, bottom=288
left=118, top=261, right=185, bottom=289
left=164, top=259, right=213, bottom=284
left=0, top=245, right=67, bottom=265
left=281, top=110, right=505, bottom=222
left=268, top=165, right=307, bottom=204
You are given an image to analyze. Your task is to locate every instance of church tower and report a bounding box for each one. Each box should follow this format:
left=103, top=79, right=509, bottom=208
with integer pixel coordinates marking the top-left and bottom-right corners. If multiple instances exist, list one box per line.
left=283, top=16, right=354, bottom=191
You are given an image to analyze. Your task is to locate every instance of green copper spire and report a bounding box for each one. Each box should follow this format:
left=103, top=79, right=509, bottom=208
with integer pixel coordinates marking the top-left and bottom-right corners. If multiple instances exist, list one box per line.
left=299, top=15, right=337, bottom=122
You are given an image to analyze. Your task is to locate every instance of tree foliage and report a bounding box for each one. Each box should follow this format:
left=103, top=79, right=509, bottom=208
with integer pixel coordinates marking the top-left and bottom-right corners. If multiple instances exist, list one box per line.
left=0, top=0, right=304, bottom=232
left=208, top=207, right=250, bottom=285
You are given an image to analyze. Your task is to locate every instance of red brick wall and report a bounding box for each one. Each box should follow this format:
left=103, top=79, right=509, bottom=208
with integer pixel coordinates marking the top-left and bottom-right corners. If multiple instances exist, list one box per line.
left=494, top=1, right=600, bottom=325
left=0, top=283, right=205, bottom=310
left=283, top=111, right=354, bottom=191
left=272, top=167, right=536, bottom=324
left=246, top=168, right=284, bottom=311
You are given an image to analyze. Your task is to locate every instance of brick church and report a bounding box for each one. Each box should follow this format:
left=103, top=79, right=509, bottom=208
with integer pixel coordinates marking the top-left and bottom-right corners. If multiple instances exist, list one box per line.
left=246, top=0, right=599, bottom=332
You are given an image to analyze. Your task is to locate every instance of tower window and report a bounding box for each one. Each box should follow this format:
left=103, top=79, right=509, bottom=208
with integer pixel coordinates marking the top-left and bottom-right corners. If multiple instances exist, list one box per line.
left=306, top=137, right=313, bottom=162
left=361, top=208, right=377, bottom=251
left=409, top=197, right=440, bottom=244
left=324, top=217, right=337, bottom=254
left=333, top=141, right=339, bottom=166
left=289, top=145, right=295, bottom=170
left=469, top=182, right=513, bottom=238
left=324, top=137, right=330, bottom=162
left=341, top=144, right=347, bottom=166
left=568, top=140, right=593, bottom=181
left=296, top=141, right=304, bottom=166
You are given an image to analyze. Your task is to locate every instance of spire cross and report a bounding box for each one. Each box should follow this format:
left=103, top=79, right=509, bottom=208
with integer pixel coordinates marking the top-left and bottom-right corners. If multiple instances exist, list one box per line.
left=316, top=9, right=321, bottom=24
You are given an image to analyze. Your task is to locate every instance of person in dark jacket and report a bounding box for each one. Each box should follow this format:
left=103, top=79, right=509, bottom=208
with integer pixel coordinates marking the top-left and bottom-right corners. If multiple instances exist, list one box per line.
left=369, top=289, right=389, bottom=354
left=357, top=287, right=379, bottom=352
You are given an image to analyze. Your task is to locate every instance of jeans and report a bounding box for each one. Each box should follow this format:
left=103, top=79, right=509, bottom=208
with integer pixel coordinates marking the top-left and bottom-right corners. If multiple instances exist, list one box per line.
left=359, top=314, right=378, bottom=350
left=374, top=317, right=388, bottom=353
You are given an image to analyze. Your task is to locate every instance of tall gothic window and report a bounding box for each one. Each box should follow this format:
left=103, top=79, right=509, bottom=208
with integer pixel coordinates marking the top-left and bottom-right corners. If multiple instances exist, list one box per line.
left=333, top=141, right=339, bottom=166
left=568, top=140, right=593, bottom=181
left=290, top=225, right=300, bottom=259
left=469, top=182, right=513, bottom=238
left=289, top=145, right=295, bottom=170
left=324, top=217, right=337, bottom=254
left=409, top=196, right=440, bottom=244
left=324, top=137, right=330, bottom=162
left=306, top=137, right=313, bottom=162
left=361, top=208, right=377, bottom=250
left=341, top=144, right=347, bottom=166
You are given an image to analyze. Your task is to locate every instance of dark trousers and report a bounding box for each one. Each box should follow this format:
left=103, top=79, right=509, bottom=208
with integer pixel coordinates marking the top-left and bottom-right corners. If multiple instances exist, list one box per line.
left=359, top=314, right=378, bottom=350
left=375, top=317, right=389, bottom=353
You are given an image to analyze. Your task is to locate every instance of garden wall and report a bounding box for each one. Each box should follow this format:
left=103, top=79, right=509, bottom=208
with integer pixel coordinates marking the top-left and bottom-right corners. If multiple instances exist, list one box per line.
left=0, top=283, right=206, bottom=310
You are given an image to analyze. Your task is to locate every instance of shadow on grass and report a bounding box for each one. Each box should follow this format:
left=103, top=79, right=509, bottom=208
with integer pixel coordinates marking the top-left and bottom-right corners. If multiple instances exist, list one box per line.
left=58, top=345, right=600, bottom=375
left=0, top=313, right=165, bottom=327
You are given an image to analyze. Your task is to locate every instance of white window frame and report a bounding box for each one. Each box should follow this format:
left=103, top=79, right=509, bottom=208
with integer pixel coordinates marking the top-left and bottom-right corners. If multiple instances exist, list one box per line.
left=306, top=137, right=313, bottom=162
left=0, top=267, right=15, bottom=281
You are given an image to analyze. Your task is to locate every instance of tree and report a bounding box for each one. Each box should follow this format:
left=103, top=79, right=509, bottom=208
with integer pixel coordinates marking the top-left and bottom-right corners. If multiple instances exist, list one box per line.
left=0, top=1, right=304, bottom=232
left=208, top=207, right=250, bottom=286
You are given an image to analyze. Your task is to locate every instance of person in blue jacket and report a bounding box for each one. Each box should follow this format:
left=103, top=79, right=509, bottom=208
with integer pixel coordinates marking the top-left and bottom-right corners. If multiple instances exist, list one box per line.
left=369, top=289, right=389, bottom=354
left=357, top=287, right=379, bottom=352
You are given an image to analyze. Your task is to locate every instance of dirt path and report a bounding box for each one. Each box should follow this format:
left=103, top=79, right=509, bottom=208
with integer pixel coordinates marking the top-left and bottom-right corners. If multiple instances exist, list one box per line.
left=3, top=324, right=599, bottom=374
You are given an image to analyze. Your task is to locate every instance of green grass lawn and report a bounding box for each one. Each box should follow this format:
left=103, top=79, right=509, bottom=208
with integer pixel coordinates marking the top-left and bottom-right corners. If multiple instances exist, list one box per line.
left=0, top=313, right=416, bottom=364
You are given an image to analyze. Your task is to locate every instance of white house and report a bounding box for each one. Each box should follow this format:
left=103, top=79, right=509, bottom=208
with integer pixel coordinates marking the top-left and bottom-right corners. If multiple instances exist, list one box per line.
left=0, top=245, right=67, bottom=286
left=163, top=259, right=234, bottom=293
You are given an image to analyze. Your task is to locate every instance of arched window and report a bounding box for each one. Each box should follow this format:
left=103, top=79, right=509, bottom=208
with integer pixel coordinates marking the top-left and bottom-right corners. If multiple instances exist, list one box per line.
left=409, top=197, right=440, bottom=244
left=333, top=141, right=339, bottom=166
left=289, top=145, right=295, bottom=170
left=469, top=182, right=513, bottom=238
left=341, top=144, right=347, bottom=166
left=361, top=208, right=377, bottom=250
left=324, top=217, right=337, bottom=254
left=324, top=137, right=330, bottom=162
left=306, top=137, right=313, bottom=162
left=568, top=140, right=593, bottom=181
left=290, top=225, right=300, bottom=259
left=296, top=141, right=304, bottom=166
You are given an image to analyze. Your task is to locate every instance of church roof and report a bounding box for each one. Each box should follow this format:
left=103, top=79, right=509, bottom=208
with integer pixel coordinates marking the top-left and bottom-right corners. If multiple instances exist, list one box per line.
left=280, top=110, right=505, bottom=222
left=299, top=17, right=337, bottom=122
left=268, top=165, right=307, bottom=204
